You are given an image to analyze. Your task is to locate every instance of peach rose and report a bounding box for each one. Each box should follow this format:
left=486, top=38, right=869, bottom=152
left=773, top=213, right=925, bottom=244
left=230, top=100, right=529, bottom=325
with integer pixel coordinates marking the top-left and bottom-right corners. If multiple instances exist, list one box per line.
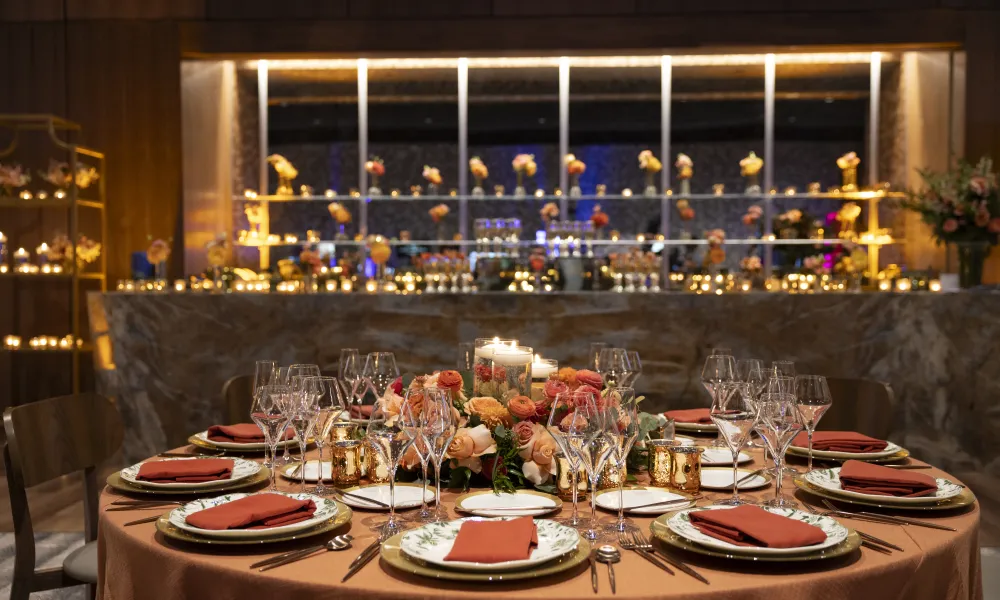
left=447, top=431, right=475, bottom=459
left=513, top=420, right=536, bottom=447
left=437, top=370, right=463, bottom=393
left=576, top=369, right=603, bottom=390
left=531, top=435, right=557, bottom=466
left=543, top=378, right=568, bottom=400
left=559, top=411, right=587, bottom=432
left=467, top=424, right=496, bottom=454
left=522, top=459, right=553, bottom=485
left=508, top=395, right=537, bottom=421
left=465, top=396, right=503, bottom=416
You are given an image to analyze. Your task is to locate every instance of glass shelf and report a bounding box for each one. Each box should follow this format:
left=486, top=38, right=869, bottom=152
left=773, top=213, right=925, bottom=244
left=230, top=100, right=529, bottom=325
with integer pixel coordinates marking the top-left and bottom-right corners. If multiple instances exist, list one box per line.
left=234, top=191, right=903, bottom=203
left=233, top=237, right=897, bottom=248
left=0, top=271, right=105, bottom=280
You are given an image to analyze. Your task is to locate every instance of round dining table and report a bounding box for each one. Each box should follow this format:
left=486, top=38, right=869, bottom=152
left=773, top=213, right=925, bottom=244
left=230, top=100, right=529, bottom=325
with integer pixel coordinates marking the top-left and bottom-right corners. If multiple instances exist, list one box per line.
left=97, top=444, right=983, bottom=600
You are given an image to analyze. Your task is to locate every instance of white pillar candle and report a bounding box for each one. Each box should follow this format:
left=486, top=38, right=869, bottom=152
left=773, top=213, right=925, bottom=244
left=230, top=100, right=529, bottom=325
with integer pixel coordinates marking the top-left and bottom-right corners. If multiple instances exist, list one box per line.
left=491, top=346, right=533, bottom=367
left=14, top=248, right=29, bottom=265
left=474, top=337, right=518, bottom=360
left=531, top=355, right=558, bottom=379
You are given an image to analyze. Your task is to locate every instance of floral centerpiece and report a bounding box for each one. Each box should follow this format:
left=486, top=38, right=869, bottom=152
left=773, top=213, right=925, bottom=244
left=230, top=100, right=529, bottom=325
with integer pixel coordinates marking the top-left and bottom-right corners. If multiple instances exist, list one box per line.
left=0, top=163, right=30, bottom=196
left=423, top=165, right=443, bottom=196
left=512, top=154, right=537, bottom=198
left=740, top=151, right=763, bottom=194
left=675, top=153, right=694, bottom=196
left=38, top=160, right=100, bottom=192
left=469, top=157, right=489, bottom=197
left=899, top=157, right=1000, bottom=287
left=565, top=154, right=586, bottom=198
left=836, top=152, right=860, bottom=192
left=638, top=150, right=662, bottom=197
left=266, top=154, right=298, bottom=196
left=365, top=157, right=386, bottom=196
left=740, top=255, right=762, bottom=275
left=146, top=238, right=170, bottom=280
left=328, top=201, right=352, bottom=240
left=540, top=202, right=559, bottom=225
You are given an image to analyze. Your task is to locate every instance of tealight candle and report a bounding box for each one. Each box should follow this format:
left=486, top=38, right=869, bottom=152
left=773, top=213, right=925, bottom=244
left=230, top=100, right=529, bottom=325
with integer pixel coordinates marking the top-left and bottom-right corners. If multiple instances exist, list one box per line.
left=929, top=279, right=942, bottom=293
left=52, top=264, right=62, bottom=274
left=4, top=335, right=20, bottom=349
left=531, top=355, right=558, bottom=380
left=896, top=279, right=911, bottom=292
left=174, top=279, right=185, bottom=292
left=878, top=279, right=891, bottom=291
left=14, top=247, right=29, bottom=266
left=325, top=280, right=336, bottom=292
left=341, top=279, right=352, bottom=293
left=36, top=243, right=49, bottom=266
left=474, top=337, right=518, bottom=361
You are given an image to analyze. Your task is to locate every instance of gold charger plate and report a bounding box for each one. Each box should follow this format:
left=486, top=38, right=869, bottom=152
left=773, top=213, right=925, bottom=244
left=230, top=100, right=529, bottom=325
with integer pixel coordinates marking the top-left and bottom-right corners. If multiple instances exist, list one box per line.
left=793, top=476, right=977, bottom=511
left=786, top=446, right=911, bottom=464
left=380, top=530, right=591, bottom=581
left=674, top=422, right=717, bottom=433
left=187, top=434, right=313, bottom=454
left=106, top=467, right=270, bottom=496
left=454, top=489, right=563, bottom=516
left=650, top=517, right=862, bottom=562
left=154, top=499, right=352, bottom=546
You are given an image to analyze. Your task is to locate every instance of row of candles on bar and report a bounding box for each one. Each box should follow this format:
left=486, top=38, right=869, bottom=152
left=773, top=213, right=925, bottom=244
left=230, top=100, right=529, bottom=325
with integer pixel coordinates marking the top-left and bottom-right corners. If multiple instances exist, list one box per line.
left=5, top=190, right=69, bottom=201
left=665, top=272, right=943, bottom=294
left=3, top=334, right=83, bottom=350
left=0, top=235, right=67, bottom=275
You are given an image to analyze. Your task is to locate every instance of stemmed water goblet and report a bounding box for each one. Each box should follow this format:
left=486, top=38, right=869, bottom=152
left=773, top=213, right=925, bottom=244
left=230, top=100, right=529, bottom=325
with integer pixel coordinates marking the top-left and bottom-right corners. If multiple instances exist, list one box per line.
left=366, top=402, right=415, bottom=536
left=597, top=348, right=630, bottom=389
left=624, top=351, right=642, bottom=387
left=794, top=375, right=833, bottom=472
left=287, top=375, right=320, bottom=490
left=251, top=384, right=291, bottom=492
left=772, top=360, right=796, bottom=378
left=605, top=387, right=639, bottom=532
left=400, top=388, right=448, bottom=523
left=362, top=352, right=399, bottom=411
left=755, top=392, right=803, bottom=508
left=736, top=359, right=766, bottom=447
left=252, top=360, right=277, bottom=467
left=548, top=392, right=586, bottom=528
left=423, top=393, right=458, bottom=520
left=711, top=381, right=758, bottom=506
left=568, top=389, right=615, bottom=542
left=588, top=342, right=608, bottom=371
left=308, top=376, right=346, bottom=495
left=701, top=353, right=736, bottom=448
left=279, top=364, right=320, bottom=464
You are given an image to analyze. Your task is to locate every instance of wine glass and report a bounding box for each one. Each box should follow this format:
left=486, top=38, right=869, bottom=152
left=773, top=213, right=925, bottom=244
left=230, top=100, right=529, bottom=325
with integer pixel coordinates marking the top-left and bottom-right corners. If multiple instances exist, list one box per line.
left=424, top=393, right=458, bottom=520
left=736, top=359, right=766, bottom=448
left=252, top=360, right=277, bottom=467
left=605, top=387, right=639, bottom=532
left=251, top=384, right=291, bottom=492
left=363, top=352, right=399, bottom=401
left=597, top=348, right=630, bottom=388
left=588, top=342, right=608, bottom=371
left=548, top=392, right=586, bottom=528
left=772, top=360, right=796, bottom=378
left=794, top=375, right=833, bottom=472
left=281, top=365, right=320, bottom=464
left=309, top=376, right=346, bottom=495
left=568, top=389, right=614, bottom=542
left=755, top=392, right=803, bottom=508
left=701, top=354, right=735, bottom=447
left=400, top=388, right=448, bottom=523
left=711, top=347, right=732, bottom=357
left=711, top=381, right=758, bottom=506
left=366, top=401, right=415, bottom=536
left=456, top=342, right=474, bottom=370
left=286, top=375, right=319, bottom=490
left=624, top=351, right=642, bottom=386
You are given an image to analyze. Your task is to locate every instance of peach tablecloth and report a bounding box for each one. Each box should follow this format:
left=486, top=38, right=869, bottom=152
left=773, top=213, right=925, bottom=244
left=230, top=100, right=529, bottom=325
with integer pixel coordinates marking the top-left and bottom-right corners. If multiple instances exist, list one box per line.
left=97, top=446, right=983, bottom=600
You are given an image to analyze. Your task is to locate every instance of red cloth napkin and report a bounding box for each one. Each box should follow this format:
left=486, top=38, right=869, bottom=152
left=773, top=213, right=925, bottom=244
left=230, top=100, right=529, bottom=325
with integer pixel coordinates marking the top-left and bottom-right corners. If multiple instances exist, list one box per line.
left=839, top=460, right=937, bottom=497
left=206, top=423, right=292, bottom=444
left=689, top=505, right=827, bottom=548
left=444, top=517, right=539, bottom=563
left=792, top=431, right=889, bottom=453
left=349, top=405, right=375, bottom=419
left=137, top=458, right=235, bottom=483
left=665, top=408, right=712, bottom=424
left=184, top=493, right=317, bottom=530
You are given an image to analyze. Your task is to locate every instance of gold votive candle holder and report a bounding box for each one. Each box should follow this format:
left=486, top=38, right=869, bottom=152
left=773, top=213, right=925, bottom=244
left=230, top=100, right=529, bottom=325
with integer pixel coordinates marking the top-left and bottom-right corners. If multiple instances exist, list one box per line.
left=647, top=439, right=679, bottom=487
left=597, top=459, right=626, bottom=491
left=329, top=440, right=363, bottom=487
left=329, top=421, right=355, bottom=443
left=555, top=452, right=588, bottom=502
left=363, top=439, right=391, bottom=484
left=669, top=445, right=704, bottom=492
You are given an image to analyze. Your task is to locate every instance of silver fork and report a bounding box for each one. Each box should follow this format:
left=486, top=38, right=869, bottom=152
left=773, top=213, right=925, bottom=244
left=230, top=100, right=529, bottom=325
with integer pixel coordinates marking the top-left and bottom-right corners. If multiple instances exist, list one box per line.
left=617, top=530, right=674, bottom=576
left=801, top=503, right=901, bottom=552
left=631, top=531, right=709, bottom=584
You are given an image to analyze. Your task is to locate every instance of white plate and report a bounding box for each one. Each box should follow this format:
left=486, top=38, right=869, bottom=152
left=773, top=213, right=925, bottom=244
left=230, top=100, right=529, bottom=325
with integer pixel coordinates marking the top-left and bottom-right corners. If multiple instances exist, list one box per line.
left=803, top=467, right=964, bottom=504
left=193, top=430, right=298, bottom=451
left=673, top=436, right=696, bottom=446
left=594, top=488, right=695, bottom=515
left=280, top=461, right=332, bottom=483
left=700, top=448, right=752, bottom=466
left=169, top=492, right=339, bottom=539
left=674, top=422, right=717, bottom=433
left=120, top=457, right=260, bottom=490
left=337, top=484, right=435, bottom=510
left=399, top=517, right=579, bottom=572
left=699, top=468, right=770, bottom=491
left=667, top=506, right=848, bottom=556
left=455, top=491, right=561, bottom=517
left=788, top=440, right=904, bottom=460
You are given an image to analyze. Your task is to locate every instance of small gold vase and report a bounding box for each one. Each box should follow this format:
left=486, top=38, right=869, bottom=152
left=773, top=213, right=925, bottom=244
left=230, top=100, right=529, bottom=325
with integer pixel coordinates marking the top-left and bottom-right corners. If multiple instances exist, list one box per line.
left=840, top=166, right=858, bottom=192
left=329, top=421, right=355, bottom=442
left=647, top=439, right=678, bottom=488
left=597, top=460, right=626, bottom=491
left=363, top=439, right=391, bottom=484
left=329, top=440, right=363, bottom=487
left=669, top=446, right=704, bottom=492
left=555, top=453, right=588, bottom=501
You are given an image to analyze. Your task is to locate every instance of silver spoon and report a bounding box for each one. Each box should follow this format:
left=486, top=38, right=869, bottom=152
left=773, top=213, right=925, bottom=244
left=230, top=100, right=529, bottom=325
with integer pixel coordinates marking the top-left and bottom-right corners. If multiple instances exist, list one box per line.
left=596, top=545, right=621, bottom=594
left=259, top=534, right=354, bottom=572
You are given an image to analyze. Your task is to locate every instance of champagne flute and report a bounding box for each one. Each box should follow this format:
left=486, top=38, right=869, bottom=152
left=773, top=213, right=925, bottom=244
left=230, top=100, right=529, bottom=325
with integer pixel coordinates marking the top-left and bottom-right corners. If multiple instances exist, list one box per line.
left=363, top=352, right=399, bottom=407
left=772, top=360, right=796, bottom=378
left=794, top=375, right=833, bottom=472
left=309, top=376, right=346, bottom=495
left=597, top=348, right=629, bottom=388
left=711, top=381, right=758, bottom=506
left=339, top=348, right=360, bottom=400
left=424, top=394, right=457, bottom=521
left=605, top=387, right=639, bottom=532
left=569, top=389, right=614, bottom=542
left=736, top=358, right=766, bottom=448
left=287, top=376, right=319, bottom=490
left=755, top=392, right=803, bottom=508
left=549, top=392, right=586, bottom=528
left=456, top=342, right=474, bottom=370
left=764, top=374, right=798, bottom=475
left=251, top=384, right=291, bottom=492
left=281, top=365, right=320, bottom=464
left=400, top=388, right=447, bottom=523
left=588, top=342, right=608, bottom=371
left=701, top=354, right=736, bottom=448
left=366, top=402, right=414, bottom=536
left=252, top=360, right=277, bottom=467
left=624, top=351, right=642, bottom=387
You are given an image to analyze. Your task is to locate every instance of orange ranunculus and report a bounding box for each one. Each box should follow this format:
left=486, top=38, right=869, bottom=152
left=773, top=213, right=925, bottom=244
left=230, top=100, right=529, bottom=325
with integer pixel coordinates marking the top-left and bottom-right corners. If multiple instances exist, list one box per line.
left=437, top=370, right=463, bottom=393
left=508, top=395, right=537, bottom=421
left=591, top=211, right=609, bottom=229
left=557, top=367, right=578, bottom=389
left=575, top=369, right=603, bottom=390
left=709, top=247, right=726, bottom=264
left=543, top=378, right=568, bottom=400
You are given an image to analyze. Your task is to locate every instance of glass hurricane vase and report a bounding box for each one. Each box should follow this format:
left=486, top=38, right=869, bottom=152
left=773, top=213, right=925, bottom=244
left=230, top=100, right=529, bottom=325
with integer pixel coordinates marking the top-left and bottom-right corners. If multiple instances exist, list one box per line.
left=955, top=241, right=991, bottom=289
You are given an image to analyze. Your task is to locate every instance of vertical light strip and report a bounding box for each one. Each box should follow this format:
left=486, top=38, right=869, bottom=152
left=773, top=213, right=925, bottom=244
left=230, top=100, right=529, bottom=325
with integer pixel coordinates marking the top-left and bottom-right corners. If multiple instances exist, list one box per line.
left=867, top=51, right=881, bottom=278
left=256, top=60, right=270, bottom=270
left=457, top=58, right=469, bottom=240
left=660, top=56, right=672, bottom=239
left=762, top=54, right=775, bottom=278
left=558, top=56, right=570, bottom=214
left=357, top=59, right=369, bottom=237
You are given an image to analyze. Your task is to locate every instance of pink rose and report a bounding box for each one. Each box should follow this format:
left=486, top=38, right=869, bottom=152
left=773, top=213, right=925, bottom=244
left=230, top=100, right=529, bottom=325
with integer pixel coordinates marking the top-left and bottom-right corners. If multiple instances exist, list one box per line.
left=575, top=369, right=603, bottom=390
left=943, top=219, right=959, bottom=233
left=989, top=218, right=1000, bottom=233
left=513, top=421, right=536, bottom=447
left=390, top=376, right=403, bottom=395
left=508, top=395, right=537, bottom=421
left=543, top=378, right=568, bottom=400
left=970, top=176, right=990, bottom=197
left=573, top=385, right=602, bottom=410
left=976, top=207, right=991, bottom=228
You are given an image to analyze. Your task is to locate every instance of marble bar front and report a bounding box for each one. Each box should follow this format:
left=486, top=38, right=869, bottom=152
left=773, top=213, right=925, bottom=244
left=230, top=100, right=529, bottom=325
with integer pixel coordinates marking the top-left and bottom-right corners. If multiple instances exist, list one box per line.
left=89, top=291, right=1000, bottom=507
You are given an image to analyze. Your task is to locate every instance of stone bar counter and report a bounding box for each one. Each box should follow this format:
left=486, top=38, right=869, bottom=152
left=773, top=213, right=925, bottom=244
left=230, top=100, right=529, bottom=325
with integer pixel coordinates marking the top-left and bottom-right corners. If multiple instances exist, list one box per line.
left=89, top=291, right=1000, bottom=511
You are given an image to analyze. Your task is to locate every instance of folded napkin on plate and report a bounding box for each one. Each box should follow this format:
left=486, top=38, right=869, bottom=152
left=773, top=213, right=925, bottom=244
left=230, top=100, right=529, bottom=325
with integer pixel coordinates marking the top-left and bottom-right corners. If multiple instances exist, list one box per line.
left=688, top=505, right=827, bottom=548
left=185, top=493, right=317, bottom=530
left=136, top=458, right=235, bottom=483
left=444, top=516, right=539, bottom=563
left=665, top=408, right=712, bottom=424
left=792, top=431, right=889, bottom=453
left=349, top=405, right=375, bottom=419
left=206, top=423, right=292, bottom=444
left=839, top=460, right=937, bottom=497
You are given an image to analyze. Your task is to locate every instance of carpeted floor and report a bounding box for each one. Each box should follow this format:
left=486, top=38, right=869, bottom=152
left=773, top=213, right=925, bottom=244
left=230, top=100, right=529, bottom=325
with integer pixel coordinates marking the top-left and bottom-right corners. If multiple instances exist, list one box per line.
left=0, top=533, right=87, bottom=599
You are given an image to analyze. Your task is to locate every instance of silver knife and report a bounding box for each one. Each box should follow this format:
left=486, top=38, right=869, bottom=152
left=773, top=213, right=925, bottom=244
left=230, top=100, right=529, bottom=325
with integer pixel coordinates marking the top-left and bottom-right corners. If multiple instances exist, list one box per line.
left=589, top=549, right=599, bottom=593
left=342, top=541, right=382, bottom=582
left=857, top=511, right=957, bottom=532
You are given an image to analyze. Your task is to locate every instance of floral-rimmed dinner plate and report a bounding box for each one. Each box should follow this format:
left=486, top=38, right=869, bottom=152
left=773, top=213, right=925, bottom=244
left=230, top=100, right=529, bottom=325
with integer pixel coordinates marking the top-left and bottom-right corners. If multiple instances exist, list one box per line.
left=700, top=448, right=752, bottom=466
left=793, top=476, right=977, bottom=511
left=674, top=422, right=717, bottom=433
left=454, top=490, right=562, bottom=517
left=802, top=467, right=964, bottom=505
left=280, top=461, right=333, bottom=483
left=189, top=430, right=299, bottom=452
left=120, top=457, right=260, bottom=490
left=337, top=483, right=435, bottom=511
left=594, top=487, right=696, bottom=515
left=383, top=530, right=591, bottom=581
left=399, top=517, right=579, bottom=572
left=699, top=467, right=771, bottom=491
left=168, top=492, right=339, bottom=539
left=664, top=505, right=849, bottom=556
left=651, top=517, right=862, bottom=563
left=105, top=467, right=270, bottom=496
left=154, top=499, right=352, bottom=546
left=787, top=440, right=906, bottom=461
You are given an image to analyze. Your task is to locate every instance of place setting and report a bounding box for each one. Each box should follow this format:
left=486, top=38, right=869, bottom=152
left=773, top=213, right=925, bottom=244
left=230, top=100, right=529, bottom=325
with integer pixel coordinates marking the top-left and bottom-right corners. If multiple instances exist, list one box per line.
left=106, top=456, right=272, bottom=498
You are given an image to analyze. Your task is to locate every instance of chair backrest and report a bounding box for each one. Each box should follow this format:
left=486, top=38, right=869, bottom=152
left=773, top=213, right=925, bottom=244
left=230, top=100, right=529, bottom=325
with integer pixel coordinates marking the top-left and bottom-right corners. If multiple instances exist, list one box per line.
left=222, top=374, right=254, bottom=424
left=816, top=377, right=894, bottom=439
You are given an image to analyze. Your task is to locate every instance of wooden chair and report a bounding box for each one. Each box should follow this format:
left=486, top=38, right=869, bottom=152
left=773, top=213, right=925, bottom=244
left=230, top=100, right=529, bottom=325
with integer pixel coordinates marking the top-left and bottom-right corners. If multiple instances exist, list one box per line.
left=816, top=377, right=895, bottom=440
left=222, top=374, right=253, bottom=424
left=3, top=393, right=123, bottom=600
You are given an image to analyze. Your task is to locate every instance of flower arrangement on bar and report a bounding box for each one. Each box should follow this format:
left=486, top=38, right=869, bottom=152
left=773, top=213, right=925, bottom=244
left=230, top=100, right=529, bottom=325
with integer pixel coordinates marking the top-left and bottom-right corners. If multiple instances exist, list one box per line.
left=469, top=157, right=489, bottom=197
left=266, top=154, right=298, bottom=196
left=638, top=150, right=662, bottom=197
left=565, top=154, right=586, bottom=198
left=675, top=153, right=693, bottom=196
left=0, top=163, right=30, bottom=197
left=327, top=201, right=352, bottom=241
left=835, top=202, right=862, bottom=239
left=429, top=203, right=450, bottom=240
left=899, top=157, right=1000, bottom=287
left=365, top=157, right=386, bottom=196
left=704, top=228, right=726, bottom=269
left=38, top=160, right=100, bottom=192
left=539, top=202, right=559, bottom=225
left=299, top=247, right=323, bottom=277
left=146, top=238, right=171, bottom=280
left=740, top=151, right=763, bottom=194
left=422, top=165, right=443, bottom=196
left=773, top=208, right=821, bottom=270
left=512, top=154, right=537, bottom=198
left=740, top=255, right=762, bottom=275
left=590, top=204, right=609, bottom=237
left=836, top=152, right=860, bottom=192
